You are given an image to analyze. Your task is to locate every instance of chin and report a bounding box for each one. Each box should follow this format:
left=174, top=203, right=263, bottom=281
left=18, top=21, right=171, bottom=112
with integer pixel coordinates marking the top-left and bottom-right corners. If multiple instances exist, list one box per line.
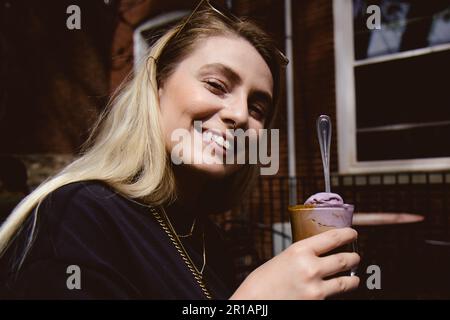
left=188, top=152, right=240, bottom=179
left=190, top=162, right=235, bottom=179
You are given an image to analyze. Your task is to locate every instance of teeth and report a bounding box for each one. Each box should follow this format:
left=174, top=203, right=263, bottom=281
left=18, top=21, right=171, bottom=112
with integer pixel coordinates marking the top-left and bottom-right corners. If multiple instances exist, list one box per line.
left=215, top=136, right=224, bottom=146
left=203, top=131, right=230, bottom=150
left=206, top=132, right=213, bottom=142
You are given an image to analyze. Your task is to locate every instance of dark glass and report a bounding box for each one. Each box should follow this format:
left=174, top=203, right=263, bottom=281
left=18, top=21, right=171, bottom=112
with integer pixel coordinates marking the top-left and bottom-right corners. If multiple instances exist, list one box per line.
left=353, top=0, right=450, bottom=60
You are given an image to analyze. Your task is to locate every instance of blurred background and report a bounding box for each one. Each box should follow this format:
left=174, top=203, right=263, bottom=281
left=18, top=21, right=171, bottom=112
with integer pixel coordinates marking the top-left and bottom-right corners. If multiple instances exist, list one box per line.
left=1, top=0, right=449, bottom=299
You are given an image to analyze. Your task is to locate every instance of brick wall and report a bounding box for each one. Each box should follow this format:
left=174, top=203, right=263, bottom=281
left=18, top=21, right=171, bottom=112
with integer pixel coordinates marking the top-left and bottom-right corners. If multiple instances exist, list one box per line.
left=0, top=0, right=117, bottom=154
left=290, top=0, right=337, bottom=178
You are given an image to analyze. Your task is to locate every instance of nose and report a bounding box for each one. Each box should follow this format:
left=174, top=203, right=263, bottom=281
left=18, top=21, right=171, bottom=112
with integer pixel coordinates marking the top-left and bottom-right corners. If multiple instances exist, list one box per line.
left=220, top=93, right=249, bottom=130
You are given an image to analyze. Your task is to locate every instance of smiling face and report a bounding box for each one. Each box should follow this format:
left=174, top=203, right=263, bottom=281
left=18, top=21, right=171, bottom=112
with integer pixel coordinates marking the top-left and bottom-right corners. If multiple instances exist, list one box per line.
left=158, top=35, right=274, bottom=178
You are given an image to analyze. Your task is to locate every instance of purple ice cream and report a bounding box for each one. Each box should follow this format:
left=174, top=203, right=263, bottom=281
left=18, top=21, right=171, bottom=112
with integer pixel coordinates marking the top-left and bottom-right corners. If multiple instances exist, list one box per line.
left=304, top=192, right=344, bottom=207
left=302, top=192, right=353, bottom=228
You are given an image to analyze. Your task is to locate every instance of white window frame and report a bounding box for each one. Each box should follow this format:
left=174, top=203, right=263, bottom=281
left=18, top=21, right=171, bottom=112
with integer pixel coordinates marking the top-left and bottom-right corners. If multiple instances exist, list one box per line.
left=333, top=0, right=450, bottom=174
left=133, top=11, right=188, bottom=73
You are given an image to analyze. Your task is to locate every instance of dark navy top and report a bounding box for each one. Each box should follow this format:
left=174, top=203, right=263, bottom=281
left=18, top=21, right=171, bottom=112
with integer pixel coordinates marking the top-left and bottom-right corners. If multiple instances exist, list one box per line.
left=0, top=180, right=235, bottom=299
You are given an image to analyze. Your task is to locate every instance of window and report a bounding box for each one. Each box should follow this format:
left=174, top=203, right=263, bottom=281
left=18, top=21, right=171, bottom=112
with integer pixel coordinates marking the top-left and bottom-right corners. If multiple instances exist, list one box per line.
left=133, top=11, right=188, bottom=72
left=333, top=0, right=450, bottom=173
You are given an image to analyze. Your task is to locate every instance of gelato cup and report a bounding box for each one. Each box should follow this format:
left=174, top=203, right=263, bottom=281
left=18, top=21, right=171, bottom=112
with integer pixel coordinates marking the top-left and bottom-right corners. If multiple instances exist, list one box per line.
left=289, top=192, right=354, bottom=242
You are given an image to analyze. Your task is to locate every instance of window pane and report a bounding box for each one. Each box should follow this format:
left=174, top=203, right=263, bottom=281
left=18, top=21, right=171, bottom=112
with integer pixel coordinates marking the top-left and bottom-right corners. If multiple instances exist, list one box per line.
left=357, top=124, right=450, bottom=161
left=354, top=50, right=450, bottom=161
left=428, top=6, right=450, bottom=46
left=353, top=0, right=450, bottom=60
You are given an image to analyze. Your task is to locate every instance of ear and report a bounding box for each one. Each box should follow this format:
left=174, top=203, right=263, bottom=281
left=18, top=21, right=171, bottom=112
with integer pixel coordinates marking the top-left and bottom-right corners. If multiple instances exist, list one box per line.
left=158, top=86, right=164, bottom=101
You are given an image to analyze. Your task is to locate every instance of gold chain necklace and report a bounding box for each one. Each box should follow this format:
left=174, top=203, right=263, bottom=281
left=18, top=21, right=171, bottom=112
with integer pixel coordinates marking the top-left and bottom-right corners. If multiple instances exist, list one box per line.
left=177, top=217, right=197, bottom=238
left=150, top=205, right=212, bottom=299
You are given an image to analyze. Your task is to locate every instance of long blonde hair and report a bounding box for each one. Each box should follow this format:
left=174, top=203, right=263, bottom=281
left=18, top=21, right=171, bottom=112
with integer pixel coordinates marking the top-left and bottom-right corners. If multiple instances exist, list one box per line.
left=0, top=6, right=287, bottom=258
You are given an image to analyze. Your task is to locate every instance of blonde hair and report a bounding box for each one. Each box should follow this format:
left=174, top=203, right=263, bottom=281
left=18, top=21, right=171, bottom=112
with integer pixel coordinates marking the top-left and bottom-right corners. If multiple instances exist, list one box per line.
left=0, top=7, right=287, bottom=260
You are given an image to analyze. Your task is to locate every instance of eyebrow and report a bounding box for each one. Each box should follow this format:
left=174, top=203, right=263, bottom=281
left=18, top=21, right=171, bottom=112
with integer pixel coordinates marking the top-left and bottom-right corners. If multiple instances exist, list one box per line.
left=198, top=63, right=273, bottom=107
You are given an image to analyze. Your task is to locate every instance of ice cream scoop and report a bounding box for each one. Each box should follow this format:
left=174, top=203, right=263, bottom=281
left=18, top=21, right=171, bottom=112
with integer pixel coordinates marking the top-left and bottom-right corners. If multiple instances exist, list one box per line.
left=304, top=192, right=344, bottom=207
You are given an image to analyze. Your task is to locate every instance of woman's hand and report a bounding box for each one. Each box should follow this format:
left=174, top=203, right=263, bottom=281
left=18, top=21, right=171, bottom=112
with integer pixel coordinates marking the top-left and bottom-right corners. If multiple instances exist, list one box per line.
left=230, top=228, right=360, bottom=300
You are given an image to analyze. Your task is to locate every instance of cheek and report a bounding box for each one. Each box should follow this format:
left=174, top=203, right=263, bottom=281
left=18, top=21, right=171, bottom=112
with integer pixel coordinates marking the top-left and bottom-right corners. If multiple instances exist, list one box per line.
left=162, top=88, right=211, bottom=121
left=246, top=121, right=267, bottom=148
left=248, top=119, right=265, bottom=132
left=159, top=98, right=195, bottom=132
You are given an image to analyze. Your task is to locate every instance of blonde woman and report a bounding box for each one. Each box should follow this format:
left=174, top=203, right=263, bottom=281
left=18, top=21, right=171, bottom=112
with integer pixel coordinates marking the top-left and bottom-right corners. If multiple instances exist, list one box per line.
left=0, top=2, right=359, bottom=299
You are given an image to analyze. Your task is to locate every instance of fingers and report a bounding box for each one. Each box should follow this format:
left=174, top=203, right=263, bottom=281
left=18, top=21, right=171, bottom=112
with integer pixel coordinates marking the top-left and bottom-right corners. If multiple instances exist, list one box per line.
left=299, top=228, right=358, bottom=256
left=318, top=252, right=360, bottom=278
left=321, top=275, right=360, bottom=297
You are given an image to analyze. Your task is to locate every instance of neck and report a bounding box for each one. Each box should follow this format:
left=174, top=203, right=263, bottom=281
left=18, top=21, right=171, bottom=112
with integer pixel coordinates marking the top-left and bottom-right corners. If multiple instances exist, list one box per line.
left=165, top=165, right=209, bottom=230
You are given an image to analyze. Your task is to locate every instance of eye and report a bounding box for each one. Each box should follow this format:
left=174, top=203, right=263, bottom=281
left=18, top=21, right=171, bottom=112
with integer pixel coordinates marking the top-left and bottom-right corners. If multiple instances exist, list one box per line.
left=204, top=79, right=227, bottom=95
left=249, top=104, right=267, bottom=121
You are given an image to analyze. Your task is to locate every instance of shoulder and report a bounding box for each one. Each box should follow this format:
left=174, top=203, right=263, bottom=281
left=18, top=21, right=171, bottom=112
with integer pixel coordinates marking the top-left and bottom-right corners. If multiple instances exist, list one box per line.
left=37, top=180, right=147, bottom=227
left=41, top=180, right=123, bottom=211
left=30, top=180, right=157, bottom=260
left=19, top=180, right=157, bottom=272
left=1, top=181, right=161, bottom=298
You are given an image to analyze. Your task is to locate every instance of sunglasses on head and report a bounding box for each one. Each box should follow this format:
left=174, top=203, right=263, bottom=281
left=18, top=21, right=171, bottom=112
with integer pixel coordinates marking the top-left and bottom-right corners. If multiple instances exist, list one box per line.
left=174, top=0, right=289, bottom=65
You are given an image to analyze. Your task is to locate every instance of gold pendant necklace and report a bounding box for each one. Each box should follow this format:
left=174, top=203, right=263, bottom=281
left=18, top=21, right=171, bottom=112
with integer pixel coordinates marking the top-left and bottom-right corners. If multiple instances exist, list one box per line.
left=150, top=205, right=212, bottom=299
